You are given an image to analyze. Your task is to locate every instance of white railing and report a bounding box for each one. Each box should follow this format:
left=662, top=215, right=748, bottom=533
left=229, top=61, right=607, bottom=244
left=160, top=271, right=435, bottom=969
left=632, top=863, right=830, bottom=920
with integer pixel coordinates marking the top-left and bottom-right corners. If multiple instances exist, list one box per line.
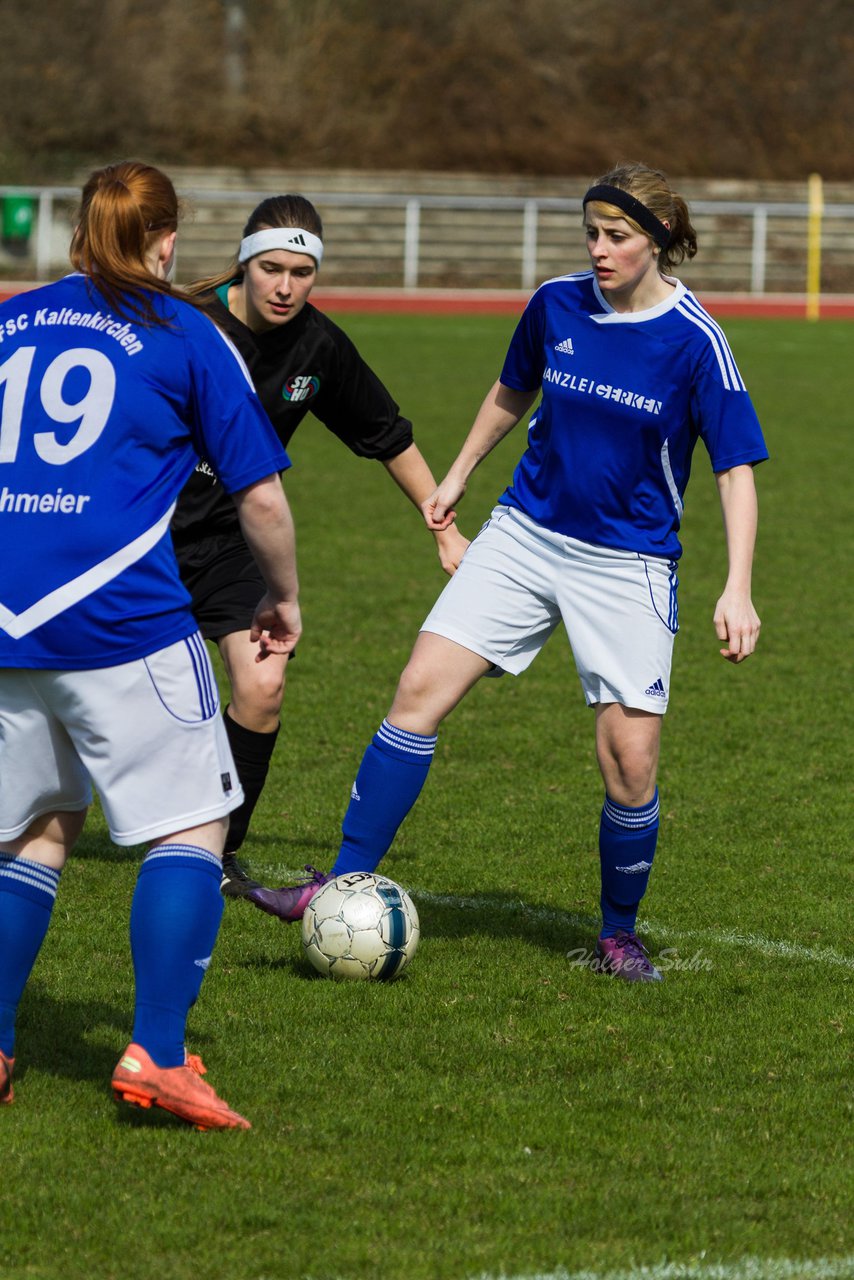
left=3, top=184, right=854, bottom=294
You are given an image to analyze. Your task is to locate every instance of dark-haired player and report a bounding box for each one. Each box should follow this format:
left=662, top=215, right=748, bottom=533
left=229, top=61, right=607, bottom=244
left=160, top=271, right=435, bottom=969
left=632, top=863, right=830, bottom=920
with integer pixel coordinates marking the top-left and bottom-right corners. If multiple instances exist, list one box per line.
left=175, top=196, right=468, bottom=895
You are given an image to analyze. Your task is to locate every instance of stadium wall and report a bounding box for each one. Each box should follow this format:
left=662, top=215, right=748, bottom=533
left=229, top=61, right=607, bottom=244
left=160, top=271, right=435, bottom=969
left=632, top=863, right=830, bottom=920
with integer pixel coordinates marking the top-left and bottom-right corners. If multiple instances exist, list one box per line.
left=2, top=169, right=854, bottom=306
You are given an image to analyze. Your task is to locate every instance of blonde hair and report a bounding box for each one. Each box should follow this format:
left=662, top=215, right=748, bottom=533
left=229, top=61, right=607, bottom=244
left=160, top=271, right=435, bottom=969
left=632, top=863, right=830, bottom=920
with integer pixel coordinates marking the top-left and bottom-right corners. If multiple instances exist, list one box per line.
left=587, top=162, right=698, bottom=272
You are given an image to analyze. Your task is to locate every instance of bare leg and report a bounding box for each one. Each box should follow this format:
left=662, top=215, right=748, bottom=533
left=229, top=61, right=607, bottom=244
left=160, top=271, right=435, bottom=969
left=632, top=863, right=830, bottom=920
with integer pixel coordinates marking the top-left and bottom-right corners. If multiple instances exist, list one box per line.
left=151, top=818, right=228, bottom=858
left=388, top=631, right=493, bottom=734
left=0, top=808, right=88, bottom=870
left=218, top=630, right=286, bottom=735
left=216, top=630, right=287, bottom=865
left=594, top=703, right=661, bottom=805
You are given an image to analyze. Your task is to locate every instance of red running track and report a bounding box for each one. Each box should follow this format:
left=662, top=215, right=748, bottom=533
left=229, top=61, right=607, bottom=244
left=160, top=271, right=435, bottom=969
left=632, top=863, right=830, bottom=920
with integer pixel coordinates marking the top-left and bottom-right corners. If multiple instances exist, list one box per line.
left=312, top=288, right=854, bottom=319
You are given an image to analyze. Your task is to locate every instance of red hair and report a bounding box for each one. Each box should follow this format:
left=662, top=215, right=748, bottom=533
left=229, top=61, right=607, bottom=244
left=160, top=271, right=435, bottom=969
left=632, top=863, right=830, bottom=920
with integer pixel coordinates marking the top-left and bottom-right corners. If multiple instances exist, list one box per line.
left=70, top=160, right=183, bottom=325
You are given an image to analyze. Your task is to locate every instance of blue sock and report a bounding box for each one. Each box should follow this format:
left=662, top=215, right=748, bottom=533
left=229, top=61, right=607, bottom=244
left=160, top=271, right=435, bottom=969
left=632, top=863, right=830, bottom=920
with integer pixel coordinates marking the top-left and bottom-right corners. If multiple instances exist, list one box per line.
left=598, top=790, right=660, bottom=937
left=129, top=844, right=224, bottom=1068
left=332, top=720, right=437, bottom=876
left=0, top=856, right=61, bottom=1057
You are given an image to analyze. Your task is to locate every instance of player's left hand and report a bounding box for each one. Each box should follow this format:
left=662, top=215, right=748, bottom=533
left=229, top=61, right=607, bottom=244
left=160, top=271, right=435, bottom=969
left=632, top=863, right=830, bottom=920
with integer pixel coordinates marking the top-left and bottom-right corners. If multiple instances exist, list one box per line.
left=713, top=590, right=761, bottom=663
left=434, top=522, right=470, bottom=575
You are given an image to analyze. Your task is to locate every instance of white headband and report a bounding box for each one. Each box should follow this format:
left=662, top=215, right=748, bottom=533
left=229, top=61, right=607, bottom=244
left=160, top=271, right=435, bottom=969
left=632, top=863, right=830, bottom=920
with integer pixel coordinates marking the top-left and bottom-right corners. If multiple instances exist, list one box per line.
left=238, top=227, right=324, bottom=266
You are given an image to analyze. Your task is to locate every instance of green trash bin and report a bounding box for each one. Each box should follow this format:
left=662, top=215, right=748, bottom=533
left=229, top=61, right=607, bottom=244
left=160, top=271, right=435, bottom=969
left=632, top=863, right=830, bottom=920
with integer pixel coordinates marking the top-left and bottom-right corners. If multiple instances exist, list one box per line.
left=3, top=195, right=36, bottom=244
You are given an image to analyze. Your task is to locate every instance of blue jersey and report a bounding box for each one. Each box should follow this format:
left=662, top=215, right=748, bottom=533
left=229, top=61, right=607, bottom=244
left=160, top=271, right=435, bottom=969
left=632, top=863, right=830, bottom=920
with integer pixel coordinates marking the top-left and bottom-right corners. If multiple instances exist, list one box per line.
left=0, top=274, right=290, bottom=669
left=498, top=272, right=768, bottom=558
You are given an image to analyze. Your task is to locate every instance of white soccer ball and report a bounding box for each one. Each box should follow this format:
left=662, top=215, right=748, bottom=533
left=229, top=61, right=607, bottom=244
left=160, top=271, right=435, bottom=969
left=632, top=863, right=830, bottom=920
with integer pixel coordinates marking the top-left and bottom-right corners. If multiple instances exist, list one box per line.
left=301, top=871, right=420, bottom=981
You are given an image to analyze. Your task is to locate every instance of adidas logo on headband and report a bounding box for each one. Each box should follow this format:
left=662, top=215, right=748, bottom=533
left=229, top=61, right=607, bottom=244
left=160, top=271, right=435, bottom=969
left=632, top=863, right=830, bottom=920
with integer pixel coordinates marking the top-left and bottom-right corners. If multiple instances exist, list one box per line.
left=238, top=227, right=324, bottom=266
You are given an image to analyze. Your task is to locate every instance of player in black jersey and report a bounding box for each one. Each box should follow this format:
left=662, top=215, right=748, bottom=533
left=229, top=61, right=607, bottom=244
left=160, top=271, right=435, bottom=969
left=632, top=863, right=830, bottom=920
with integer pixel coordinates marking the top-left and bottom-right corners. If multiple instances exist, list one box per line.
left=175, top=195, right=469, bottom=896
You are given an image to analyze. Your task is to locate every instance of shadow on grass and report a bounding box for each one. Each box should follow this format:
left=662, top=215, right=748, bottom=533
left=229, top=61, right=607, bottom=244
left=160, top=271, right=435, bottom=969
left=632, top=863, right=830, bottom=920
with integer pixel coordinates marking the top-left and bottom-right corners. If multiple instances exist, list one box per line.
left=417, top=890, right=599, bottom=956
left=14, top=984, right=225, bottom=1130
left=229, top=890, right=600, bottom=978
left=70, top=829, right=333, bottom=862
left=64, top=831, right=129, bottom=863
left=15, top=984, right=130, bottom=1087
left=233, top=831, right=333, bottom=855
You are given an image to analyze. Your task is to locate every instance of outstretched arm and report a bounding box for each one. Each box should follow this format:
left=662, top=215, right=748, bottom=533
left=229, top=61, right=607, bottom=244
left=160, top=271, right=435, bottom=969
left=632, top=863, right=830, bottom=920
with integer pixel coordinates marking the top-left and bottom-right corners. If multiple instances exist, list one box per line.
left=422, top=380, right=538, bottom=530
left=232, top=475, right=302, bottom=661
left=713, top=463, right=761, bottom=663
left=382, top=442, right=470, bottom=575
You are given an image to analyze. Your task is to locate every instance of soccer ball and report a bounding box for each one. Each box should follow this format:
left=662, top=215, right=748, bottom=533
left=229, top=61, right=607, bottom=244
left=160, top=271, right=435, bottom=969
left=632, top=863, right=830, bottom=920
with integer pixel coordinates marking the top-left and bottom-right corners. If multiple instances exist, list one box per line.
left=301, top=871, right=420, bottom=981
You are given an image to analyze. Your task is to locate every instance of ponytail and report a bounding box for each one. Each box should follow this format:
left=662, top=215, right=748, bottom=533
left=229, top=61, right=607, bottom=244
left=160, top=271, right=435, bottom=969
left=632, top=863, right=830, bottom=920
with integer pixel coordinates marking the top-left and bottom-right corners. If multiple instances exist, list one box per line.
left=70, top=160, right=184, bottom=325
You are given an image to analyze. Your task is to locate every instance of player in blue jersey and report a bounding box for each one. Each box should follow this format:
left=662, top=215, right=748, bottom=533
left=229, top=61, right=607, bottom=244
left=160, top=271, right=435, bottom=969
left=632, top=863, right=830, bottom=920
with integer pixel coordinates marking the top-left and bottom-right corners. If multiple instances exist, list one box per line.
left=173, top=195, right=468, bottom=898
left=250, top=162, right=768, bottom=982
left=0, top=161, right=301, bottom=1126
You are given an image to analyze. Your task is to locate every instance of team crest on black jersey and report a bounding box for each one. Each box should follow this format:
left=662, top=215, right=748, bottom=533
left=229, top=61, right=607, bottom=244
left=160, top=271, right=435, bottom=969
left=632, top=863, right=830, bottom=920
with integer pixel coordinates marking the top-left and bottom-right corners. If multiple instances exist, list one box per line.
left=282, top=374, right=320, bottom=403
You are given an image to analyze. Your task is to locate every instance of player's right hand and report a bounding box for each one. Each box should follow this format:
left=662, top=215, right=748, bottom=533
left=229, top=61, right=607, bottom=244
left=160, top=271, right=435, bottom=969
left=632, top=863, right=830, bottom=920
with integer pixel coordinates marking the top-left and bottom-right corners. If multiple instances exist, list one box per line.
left=250, top=597, right=302, bottom=661
left=422, top=475, right=465, bottom=530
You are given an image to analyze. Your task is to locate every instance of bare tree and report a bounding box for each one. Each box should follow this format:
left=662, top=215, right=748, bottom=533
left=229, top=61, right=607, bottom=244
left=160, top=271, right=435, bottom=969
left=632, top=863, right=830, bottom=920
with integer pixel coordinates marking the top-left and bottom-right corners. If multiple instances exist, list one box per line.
left=0, top=0, right=851, bottom=178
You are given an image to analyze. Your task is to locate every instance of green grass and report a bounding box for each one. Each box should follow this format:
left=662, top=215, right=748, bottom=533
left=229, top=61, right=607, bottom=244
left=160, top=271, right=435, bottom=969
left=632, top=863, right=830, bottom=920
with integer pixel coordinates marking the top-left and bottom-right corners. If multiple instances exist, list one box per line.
left=2, top=315, right=852, bottom=1280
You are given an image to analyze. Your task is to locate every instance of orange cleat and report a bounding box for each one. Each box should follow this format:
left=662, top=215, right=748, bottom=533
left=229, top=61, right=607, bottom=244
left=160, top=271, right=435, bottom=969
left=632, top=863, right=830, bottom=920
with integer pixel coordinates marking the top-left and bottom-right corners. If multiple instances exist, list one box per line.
left=0, top=1048, right=14, bottom=1105
left=111, top=1043, right=250, bottom=1131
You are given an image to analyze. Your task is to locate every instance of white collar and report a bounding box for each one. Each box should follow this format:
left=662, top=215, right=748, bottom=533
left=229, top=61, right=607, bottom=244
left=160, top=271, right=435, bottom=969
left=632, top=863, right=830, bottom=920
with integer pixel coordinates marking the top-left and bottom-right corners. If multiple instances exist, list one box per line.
left=591, top=274, right=686, bottom=323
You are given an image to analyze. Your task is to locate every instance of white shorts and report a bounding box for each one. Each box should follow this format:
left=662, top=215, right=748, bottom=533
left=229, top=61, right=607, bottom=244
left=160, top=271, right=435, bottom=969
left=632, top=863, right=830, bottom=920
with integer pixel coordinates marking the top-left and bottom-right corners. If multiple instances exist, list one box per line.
left=421, top=506, right=678, bottom=713
left=0, top=633, right=244, bottom=846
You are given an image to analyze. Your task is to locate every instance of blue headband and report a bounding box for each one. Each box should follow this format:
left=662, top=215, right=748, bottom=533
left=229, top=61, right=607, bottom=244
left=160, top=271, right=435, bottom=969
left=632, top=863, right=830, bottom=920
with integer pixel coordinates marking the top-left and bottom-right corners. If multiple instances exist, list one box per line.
left=583, top=184, right=671, bottom=249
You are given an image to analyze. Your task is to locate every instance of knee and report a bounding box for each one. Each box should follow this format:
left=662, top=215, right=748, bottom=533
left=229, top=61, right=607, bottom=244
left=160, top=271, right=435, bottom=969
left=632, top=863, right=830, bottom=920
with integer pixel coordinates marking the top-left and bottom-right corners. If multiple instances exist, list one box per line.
left=230, top=664, right=285, bottom=728
left=596, top=707, right=661, bottom=806
left=389, top=659, right=445, bottom=735
left=599, top=744, right=658, bottom=807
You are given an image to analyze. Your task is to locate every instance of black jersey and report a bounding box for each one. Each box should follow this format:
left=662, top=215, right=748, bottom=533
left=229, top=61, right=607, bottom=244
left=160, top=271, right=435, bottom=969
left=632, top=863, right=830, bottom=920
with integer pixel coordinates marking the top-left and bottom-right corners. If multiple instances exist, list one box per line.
left=170, top=288, right=414, bottom=545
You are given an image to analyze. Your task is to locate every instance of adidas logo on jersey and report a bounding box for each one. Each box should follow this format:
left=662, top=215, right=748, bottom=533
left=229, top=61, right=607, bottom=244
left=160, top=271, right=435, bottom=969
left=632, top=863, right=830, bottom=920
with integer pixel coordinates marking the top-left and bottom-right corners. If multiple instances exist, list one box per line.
left=644, top=678, right=667, bottom=698
left=554, top=337, right=575, bottom=355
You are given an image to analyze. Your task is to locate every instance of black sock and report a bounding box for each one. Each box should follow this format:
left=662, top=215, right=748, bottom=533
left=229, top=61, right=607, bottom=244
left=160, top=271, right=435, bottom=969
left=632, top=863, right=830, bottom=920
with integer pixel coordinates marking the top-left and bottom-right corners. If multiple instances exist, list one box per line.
left=223, top=708, right=280, bottom=854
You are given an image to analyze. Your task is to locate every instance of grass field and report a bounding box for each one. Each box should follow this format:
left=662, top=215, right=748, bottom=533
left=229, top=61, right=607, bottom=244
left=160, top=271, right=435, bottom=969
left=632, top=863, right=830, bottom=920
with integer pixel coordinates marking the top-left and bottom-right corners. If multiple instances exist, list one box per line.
left=2, top=313, right=852, bottom=1280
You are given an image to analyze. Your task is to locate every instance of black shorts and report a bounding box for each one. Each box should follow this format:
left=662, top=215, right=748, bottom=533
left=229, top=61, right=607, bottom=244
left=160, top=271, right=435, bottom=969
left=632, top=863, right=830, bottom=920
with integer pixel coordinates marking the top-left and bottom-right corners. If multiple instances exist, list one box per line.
left=176, top=532, right=265, bottom=641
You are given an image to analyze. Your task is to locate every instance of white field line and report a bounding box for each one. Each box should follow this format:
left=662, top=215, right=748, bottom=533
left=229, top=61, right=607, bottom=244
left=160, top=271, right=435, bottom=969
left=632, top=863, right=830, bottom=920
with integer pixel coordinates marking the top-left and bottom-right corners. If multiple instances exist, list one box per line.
left=465, top=1257, right=854, bottom=1280
left=413, top=890, right=854, bottom=972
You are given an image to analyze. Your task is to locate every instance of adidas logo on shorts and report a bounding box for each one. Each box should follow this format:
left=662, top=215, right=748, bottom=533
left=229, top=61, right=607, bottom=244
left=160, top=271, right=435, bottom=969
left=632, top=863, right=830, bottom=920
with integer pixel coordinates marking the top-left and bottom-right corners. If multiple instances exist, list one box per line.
left=554, top=337, right=575, bottom=355
left=644, top=678, right=667, bottom=698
